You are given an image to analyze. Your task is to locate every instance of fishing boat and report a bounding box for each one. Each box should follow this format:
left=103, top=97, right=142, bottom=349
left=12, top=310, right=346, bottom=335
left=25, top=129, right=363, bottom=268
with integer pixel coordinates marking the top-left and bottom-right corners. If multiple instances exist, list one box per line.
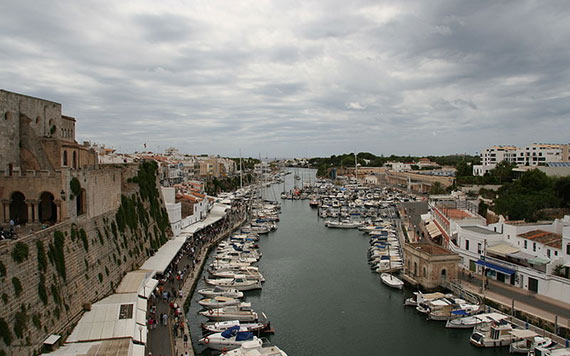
left=509, top=329, right=554, bottom=354
left=469, top=320, right=514, bottom=347
left=380, top=272, right=404, bottom=289
left=529, top=346, right=570, bottom=356
left=223, top=339, right=288, bottom=356
left=201, top=319, right=269, bottom=334
left=198, top=287, right=244, bottom=299
left=199, top=303, right=259, bottom=322
left=444, top=312, right=506, bottom=329
left=404, top=292, right=446, bottom=307
left=198, top=296, right=241, bottom=309
left=205, top=276, right=262, bottom=291
left=198, top=326, right=258, bottom=351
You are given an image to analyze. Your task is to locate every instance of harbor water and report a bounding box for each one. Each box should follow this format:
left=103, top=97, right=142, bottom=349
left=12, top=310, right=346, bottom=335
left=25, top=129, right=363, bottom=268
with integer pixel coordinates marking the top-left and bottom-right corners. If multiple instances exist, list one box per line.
left=187, top=169, right=503, bottom=356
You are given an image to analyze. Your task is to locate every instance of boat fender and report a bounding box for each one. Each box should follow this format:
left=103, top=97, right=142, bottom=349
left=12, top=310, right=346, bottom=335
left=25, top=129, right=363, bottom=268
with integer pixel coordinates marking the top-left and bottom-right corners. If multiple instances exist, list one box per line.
left=208, top=309, right=214, bottom=315
left=204, top=337, right=210, bottom=344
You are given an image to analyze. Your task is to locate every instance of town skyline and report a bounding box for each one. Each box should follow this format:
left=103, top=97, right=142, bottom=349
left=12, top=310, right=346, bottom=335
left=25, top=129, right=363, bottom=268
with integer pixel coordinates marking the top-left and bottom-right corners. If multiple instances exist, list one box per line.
left=1, top=1, right=569, bottom=157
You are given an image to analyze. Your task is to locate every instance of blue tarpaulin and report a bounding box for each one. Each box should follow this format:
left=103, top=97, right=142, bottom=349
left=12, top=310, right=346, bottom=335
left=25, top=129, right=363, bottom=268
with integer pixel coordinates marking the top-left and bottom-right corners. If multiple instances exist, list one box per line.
left=451, top=309, right=468, bottom=316
left=221, top=325, right=240, bottom=338
left=476, top=260, right=515, bottom=275
left=235, top=331, right=254, bottom=341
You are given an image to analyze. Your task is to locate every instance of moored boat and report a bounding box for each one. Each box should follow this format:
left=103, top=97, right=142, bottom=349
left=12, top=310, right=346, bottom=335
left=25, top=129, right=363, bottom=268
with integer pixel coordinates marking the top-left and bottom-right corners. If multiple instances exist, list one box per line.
left=380, top=273, right=404, bottom=289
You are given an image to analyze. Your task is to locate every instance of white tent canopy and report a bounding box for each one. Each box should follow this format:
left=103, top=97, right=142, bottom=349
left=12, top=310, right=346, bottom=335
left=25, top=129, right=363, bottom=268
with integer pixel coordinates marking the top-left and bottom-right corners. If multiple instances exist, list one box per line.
left=140, top=239, right=185, bottom=274
left=182, top=203, right=229, bottom=235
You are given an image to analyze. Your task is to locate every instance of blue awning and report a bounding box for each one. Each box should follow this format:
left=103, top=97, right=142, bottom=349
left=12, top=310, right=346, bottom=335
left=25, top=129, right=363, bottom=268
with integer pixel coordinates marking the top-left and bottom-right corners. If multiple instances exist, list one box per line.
left=476, top=260, right=515, bottom=275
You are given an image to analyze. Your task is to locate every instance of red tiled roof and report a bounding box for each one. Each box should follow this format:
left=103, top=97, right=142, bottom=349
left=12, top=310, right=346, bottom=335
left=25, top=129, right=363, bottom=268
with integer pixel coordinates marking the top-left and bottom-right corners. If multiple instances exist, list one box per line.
left=518, top=230, right=562, bottom=249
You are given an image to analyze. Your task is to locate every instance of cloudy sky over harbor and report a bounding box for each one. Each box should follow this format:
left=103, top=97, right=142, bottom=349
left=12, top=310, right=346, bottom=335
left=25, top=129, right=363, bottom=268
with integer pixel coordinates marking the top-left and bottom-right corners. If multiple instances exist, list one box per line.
left=1, top=0, right=569, bottom=158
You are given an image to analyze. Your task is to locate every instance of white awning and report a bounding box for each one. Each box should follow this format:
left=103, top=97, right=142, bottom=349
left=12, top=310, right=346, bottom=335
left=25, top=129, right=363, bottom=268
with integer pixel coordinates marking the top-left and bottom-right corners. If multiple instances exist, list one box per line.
left=139, top=239, right=185, bottom=274
left=181, top=203, right=229, bottom=235
left=43, top=334, right=61, bottom=345
left=138, top=278, right=159, bottom=298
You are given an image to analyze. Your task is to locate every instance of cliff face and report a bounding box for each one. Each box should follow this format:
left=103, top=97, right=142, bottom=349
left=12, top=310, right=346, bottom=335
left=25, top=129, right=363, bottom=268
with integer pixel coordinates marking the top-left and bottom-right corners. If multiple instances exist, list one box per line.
left=0, top=161, right=171, bottom=356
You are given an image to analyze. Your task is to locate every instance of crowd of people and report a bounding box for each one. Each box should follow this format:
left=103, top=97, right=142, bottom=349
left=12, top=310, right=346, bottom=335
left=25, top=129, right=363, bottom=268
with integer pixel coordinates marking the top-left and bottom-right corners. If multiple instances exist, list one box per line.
left=147, top=200, right=248, bottom=355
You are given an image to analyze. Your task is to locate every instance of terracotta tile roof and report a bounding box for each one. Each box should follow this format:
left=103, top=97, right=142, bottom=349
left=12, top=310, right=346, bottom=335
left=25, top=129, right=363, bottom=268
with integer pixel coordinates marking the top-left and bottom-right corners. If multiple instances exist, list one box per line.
left=518, top=230, right=562, bottom=249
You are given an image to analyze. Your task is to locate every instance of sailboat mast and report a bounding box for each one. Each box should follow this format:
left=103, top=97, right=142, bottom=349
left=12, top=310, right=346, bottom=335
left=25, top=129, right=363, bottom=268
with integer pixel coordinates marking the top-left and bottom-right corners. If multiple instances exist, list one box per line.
left=239, top=149, right=243, bottom=189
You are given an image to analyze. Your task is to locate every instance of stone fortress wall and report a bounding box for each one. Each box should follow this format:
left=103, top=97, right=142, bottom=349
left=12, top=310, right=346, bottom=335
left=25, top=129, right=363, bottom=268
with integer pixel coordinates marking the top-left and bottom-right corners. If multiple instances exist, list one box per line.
left=0, top=162, right=172, bottom=356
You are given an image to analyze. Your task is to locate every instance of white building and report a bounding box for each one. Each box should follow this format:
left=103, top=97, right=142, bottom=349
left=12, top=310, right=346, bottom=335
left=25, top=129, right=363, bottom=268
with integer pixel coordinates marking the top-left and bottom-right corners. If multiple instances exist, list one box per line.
left=161, top=187, right=182, bottom=237
left=388, top=161, right=412, bottom=172
left=451, top=216, right=570, bottom=303
left=475, top=143, right=570, bottom=176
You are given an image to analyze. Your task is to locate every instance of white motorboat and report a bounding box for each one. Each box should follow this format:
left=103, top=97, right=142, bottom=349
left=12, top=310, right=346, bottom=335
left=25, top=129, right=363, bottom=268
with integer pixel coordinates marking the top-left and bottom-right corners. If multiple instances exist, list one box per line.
left=198, top=287, right=244, bottom=299
left=445, top=312, right=507, bottom=329
left=380, top=273, right=404, bottom=289
left=404, top=292, right=446, bottom=307
left=428, top=302, right=481, bottom=321
left=198, top=296, right=241, bottom=309
left=198, top=326, right=258, bottom=351
left=199, top=303, right=259, bottom=322
left=509, top=329, right=554, bottom=354
left=529, top=346, right=570, bottom=356
left=210, top=268, right=265, bottom=283
left=469, top=320, right=513, bottom=347
left=201, top=319, right=268, bottom=334
left=223, top=339, right=288, bottom=356
left=325, top=220, right=361, bottom=229
left=205, top=276, right=262, bottom=291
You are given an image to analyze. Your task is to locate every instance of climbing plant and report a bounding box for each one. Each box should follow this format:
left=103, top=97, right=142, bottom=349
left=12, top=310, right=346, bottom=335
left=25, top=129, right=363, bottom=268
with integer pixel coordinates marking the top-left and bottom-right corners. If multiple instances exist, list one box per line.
left=0, top=260, right=5, bottom=277
left=50, top=284, right=61, bottom=306
left=11, top=242, right=29, bottom=263
left=38, top=274, right=48, bottom=305
left=13, top=305, right=28, bottom=339
left=0, top=317, right=12, bottom=345
left=12, top=277, right=22, bottom=297
left=48, top=231, right=66, bottom=280
left=80, top=228, right=89, bottom=252
left=36, top=240, right=48, bottom=273
left=70, top=177, right=81, bottom=197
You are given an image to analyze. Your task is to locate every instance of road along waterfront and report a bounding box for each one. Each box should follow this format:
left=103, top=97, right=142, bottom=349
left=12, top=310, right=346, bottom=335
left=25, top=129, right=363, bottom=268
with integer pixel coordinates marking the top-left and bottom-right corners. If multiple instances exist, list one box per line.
left=187, top=169, right=504, bottom=355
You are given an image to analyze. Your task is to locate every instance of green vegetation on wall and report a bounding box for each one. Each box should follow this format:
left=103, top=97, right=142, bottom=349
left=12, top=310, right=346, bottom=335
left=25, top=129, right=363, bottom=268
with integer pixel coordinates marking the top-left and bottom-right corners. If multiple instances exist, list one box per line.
left=11, top=242, right=29, bottom=263
left=0, top=261, right=5, bottom=277
left=48, top=231, right=67, bottom=281
left=0, top=318, right=12, bottom=345
left=36, top=240, right=48, bottom=273
left=38, top=274, right=48, bottom=305
left=12, top=277, right=22, bottom=297
left=80, top=228, right=89, bottom=252
left=13, top=305, right=27, bottom=339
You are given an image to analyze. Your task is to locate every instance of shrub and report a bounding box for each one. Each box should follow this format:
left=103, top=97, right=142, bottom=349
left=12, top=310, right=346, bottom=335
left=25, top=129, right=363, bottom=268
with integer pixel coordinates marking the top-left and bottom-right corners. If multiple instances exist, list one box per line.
left=98, top=273, right=103, bottom=283
left=48, top=231, right=66, bottom=280
left=0, top=318, right=12, bottom=345
left=51, top=284, right=61, bottom=306
left=13, top=305, right=28, bottom=339
left=36, top=240, right=48, bottom=273
left=32, top=314, right=41, bottom=329
left=12, top=277, right=22, bottom=297
left=38, top=274, right=48, bottom=305
left=70, top=177, right=81, bottom=196
left=1, top=293, right=8, bottom=304
left=80, top=229, right=89, bottom=252
left=11, top=242, right=29, bottom=263
left=0, top=260, right=6, bottom=277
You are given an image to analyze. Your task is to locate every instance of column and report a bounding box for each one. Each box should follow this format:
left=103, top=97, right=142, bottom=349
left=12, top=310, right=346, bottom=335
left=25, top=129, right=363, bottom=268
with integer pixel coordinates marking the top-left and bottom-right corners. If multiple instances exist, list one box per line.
left=26, top=201, right=34, bottom=223
left=54, top=200, right=62, bottom=222
left=1, top=200, right=9, bottom=223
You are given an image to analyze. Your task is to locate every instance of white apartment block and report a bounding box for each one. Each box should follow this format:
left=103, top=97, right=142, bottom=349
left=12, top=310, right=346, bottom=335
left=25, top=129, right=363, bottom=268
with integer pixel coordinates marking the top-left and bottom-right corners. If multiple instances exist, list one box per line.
left=475, top=143, right=570, bottom=176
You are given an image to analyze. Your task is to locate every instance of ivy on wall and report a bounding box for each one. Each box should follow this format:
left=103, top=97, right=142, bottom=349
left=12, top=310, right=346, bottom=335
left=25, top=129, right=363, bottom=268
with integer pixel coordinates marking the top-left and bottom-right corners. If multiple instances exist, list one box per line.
left=80, top=229, right=89, bottom=252
left=36, top=240, right=47, bottom=273
left=47, top=231, right=66, bottom=281
left=11, top=242, right=29, bottom=263
left=38, top=274, right=48, bottom=305
left=12, top=277, right=22, bottom=297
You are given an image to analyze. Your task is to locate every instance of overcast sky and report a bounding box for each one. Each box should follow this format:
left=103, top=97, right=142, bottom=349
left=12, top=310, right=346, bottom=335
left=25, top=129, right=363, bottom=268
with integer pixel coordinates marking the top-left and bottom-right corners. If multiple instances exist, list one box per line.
left=1, top=1, right=569, bottom=158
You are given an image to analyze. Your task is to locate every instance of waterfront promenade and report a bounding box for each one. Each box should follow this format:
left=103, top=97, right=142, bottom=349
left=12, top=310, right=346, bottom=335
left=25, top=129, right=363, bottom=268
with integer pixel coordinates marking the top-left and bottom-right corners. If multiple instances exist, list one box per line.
left=147, top=203, right=248, bottom=356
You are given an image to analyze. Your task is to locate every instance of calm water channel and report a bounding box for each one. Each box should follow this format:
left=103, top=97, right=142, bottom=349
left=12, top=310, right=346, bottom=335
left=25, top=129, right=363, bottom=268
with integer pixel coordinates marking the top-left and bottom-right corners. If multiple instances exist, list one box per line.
left=188, top=169, right=503, bottom=356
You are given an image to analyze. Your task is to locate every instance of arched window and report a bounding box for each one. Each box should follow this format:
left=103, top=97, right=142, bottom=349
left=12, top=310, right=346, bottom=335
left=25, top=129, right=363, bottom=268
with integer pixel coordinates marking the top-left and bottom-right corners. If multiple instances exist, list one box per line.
left=63, top=151, right=68, bottom=166
left=423, top=267, right=427, bottom=277
left=441, top=269, right=447, bottom=280
left=76, top=188, right=86, bottom=216
left=414, top=262, right=418, bottom=277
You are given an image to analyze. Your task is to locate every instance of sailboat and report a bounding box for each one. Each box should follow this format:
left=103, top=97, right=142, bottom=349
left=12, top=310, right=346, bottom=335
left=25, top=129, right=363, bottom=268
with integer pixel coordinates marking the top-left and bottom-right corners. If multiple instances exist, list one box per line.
left=380, top=245, right=404, bottom=289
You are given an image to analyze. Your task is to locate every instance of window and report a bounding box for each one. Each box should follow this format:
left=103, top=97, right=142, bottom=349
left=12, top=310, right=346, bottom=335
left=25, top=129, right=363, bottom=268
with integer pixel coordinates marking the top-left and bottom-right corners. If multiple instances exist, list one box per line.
left=63, top=151, right=68, bottom=166
left=566, top=244, right=570, bottom=255
left=465, top=240, right=470, bottom=251
left=119, top=304, right=134, bottom=319
left=533, top=242, right=536, bottom=252
left=547, top=249, right=551, bottom=258
left=524, top=240, right=528, bottom=249
left=477, top=243, right=482, bottom=254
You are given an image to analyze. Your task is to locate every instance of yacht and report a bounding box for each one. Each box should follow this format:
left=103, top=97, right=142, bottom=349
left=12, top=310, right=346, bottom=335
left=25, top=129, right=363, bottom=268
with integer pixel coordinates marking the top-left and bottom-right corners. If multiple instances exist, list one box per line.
left=205, top=276, right=263, bottom=291
left=223, top=339, right=288, bottom=356
left=198, top=326, right=258, bottom=351
left=198, top=296, right=241, bottom=309
left=199, top=303, right=259, bottom=322
left=198, top=287, right=244, bottom=299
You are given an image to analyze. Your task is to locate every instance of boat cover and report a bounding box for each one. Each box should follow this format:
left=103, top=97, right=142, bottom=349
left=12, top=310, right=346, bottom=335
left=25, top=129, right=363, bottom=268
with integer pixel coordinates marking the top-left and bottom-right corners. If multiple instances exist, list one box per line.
left=222, top=325, right=240, bottom=338
left=235, top=331, right=254, bottom=341
left=451, top=309, right=468, bottom=316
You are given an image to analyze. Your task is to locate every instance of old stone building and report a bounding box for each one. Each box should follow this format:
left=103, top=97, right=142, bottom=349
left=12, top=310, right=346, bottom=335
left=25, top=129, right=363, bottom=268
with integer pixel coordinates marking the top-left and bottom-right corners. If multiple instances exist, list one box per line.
left=0, top=90, right=171, bottom=355
left=402, top=242, right=461, bottom=290
left=1, top=90, right=100, bottom=228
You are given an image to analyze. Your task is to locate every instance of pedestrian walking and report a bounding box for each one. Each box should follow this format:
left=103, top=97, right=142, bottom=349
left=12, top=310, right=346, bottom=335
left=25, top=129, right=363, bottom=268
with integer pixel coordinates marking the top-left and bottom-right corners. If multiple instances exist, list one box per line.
left=183, top=334, right=188, bottom=347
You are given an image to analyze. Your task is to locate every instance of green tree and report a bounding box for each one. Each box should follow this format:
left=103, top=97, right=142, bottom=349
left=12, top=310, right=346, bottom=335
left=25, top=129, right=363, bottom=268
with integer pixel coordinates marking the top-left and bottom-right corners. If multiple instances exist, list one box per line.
left=429, top=182, right=446, bottom=195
